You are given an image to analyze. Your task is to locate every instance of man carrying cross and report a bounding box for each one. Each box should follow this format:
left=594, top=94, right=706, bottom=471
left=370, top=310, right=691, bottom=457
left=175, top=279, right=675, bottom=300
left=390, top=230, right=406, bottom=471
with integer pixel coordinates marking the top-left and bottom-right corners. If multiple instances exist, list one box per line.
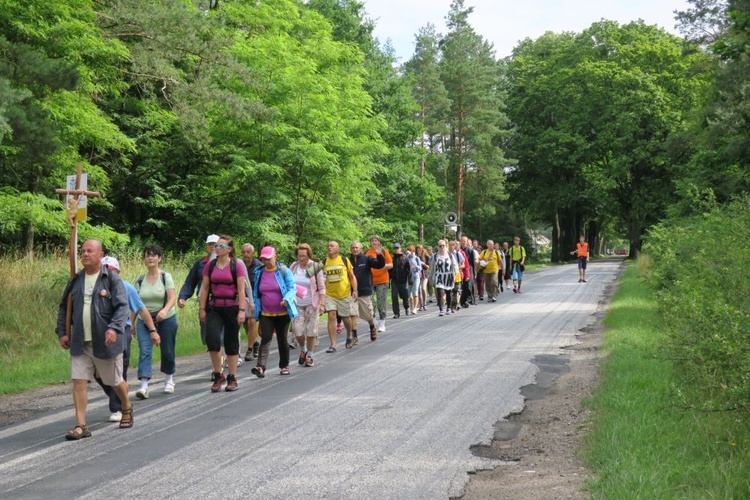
left=56, top=239, right=134, bottom=439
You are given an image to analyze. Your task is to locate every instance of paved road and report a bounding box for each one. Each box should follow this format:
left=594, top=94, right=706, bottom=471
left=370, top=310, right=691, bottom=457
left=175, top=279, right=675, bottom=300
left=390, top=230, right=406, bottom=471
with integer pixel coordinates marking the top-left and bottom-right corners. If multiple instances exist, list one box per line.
left=0, top=260, right=621, bottom=499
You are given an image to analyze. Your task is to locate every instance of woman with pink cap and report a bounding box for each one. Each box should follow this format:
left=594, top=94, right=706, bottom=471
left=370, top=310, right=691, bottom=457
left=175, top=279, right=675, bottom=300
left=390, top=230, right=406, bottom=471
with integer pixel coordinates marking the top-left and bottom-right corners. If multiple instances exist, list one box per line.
left=251, top=245, right=298, bottom=377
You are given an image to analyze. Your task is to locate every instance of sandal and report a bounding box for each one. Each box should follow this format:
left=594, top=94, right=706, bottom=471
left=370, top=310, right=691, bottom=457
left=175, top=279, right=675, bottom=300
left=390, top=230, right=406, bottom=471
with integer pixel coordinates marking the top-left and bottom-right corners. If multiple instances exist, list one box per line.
left=119, top=406, right=134, bottom=429
left=65, top=424, right=91, bottom=441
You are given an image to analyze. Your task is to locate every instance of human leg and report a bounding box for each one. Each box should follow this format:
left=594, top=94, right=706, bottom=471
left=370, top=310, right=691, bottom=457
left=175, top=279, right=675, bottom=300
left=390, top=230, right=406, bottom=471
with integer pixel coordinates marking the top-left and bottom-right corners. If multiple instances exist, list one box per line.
left=257, top=314, right=277, bottom=368
left=135, top=319, right=153, bottom=382
left=158, top=315, right=178, bottom=376
left=272, top=315, right=291, bottom=369
left=391, top=284, right=400, bottom=318
left=326, top=309, right=337, bottom=350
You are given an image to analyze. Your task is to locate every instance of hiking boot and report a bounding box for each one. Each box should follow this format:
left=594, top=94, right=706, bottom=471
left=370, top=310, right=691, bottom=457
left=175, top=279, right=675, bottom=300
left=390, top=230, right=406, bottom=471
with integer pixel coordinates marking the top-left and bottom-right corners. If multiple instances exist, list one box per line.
left=225, top=374, right=238, bottom=392
left=210, top=372, right=226, bottom=393
left=377, top=319, right=386, bottom=332
left=244, top=348, right=255, bottom=361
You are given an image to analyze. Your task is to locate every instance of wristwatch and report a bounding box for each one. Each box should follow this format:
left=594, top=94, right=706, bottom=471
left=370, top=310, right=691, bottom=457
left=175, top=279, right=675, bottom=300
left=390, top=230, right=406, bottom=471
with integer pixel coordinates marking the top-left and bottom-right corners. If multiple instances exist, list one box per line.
left=149, top=328, right=157, bottom=333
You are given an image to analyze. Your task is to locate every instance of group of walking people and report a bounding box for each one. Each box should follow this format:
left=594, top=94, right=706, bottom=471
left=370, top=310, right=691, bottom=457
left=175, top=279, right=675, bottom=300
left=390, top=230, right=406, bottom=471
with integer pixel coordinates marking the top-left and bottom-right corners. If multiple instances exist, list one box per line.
left=54, top=232, right=531, bottom=440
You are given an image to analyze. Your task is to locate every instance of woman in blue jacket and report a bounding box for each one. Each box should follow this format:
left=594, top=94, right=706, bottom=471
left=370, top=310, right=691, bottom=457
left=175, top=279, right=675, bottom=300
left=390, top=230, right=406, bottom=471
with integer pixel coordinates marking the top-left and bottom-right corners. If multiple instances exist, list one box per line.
left=251, top=246, right=298, bottom=377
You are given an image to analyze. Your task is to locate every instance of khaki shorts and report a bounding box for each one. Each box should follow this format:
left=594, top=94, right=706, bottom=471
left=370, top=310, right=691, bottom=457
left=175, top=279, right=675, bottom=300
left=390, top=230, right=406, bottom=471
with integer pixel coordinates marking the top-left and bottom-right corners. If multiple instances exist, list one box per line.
left=326, top=296, right=356, bottom=317
left=356, top=295, right=374, bottom=323
left=71, top=342, right=124, bottom=386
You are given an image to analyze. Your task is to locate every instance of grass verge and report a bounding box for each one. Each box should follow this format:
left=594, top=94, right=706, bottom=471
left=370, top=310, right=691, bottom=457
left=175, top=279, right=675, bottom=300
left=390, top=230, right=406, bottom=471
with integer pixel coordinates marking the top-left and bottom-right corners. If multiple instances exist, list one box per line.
left=583, top=261, right=750, bottom=498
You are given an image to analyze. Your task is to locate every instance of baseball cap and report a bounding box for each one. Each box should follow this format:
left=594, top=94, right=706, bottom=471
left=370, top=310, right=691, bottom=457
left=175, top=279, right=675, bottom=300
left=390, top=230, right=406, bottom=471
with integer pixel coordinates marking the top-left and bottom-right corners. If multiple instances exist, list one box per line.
left=100, top=256, right=120, bottom=271
left=393, top=243, right=401, bottom=249
left=206, top=234, right=220, bottom=244
left=259, top=246, right=276, bottom=259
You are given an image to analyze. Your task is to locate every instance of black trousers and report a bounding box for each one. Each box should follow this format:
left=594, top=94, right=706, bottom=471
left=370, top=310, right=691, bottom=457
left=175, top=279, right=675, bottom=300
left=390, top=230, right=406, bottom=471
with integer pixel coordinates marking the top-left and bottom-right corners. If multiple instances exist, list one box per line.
left=391, top=282, right=409, bottom=316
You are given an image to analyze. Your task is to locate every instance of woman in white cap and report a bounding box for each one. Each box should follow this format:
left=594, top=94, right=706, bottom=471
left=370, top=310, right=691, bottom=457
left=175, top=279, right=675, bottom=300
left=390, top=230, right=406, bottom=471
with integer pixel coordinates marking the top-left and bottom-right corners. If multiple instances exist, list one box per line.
left=251, top=245, right=298, bottom=377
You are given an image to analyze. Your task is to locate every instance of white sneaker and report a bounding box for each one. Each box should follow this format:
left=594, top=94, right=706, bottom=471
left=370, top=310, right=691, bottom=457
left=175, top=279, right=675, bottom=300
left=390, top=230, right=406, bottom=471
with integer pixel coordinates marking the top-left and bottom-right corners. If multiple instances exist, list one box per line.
left=164, top=381, right=175, bottom=394
left=377, top=319, right=385, bottom=332
left=237, top=357, right=244, bottom=367
left=135, top=387, right=150, bottom=400
left=108, top=411, right=122, bottom=422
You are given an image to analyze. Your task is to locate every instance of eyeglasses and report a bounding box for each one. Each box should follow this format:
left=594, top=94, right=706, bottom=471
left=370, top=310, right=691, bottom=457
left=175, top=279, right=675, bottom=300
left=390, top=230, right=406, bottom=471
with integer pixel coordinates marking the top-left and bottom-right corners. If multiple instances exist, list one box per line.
left=214, top=244, right=230, bottom=250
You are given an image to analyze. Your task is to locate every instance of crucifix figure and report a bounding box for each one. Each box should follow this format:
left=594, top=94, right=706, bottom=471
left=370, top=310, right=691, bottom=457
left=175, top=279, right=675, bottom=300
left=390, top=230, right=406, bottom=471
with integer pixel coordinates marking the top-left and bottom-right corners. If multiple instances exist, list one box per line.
left=54, top=163, right=101, bottom=336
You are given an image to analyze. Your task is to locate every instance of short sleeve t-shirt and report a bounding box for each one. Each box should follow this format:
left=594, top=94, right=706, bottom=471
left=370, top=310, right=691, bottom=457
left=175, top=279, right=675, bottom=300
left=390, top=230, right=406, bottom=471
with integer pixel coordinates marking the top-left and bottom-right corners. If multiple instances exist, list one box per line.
left=83, top=271, right=99, bottom=342
left=324, top=255, right=353, bottom=300
left=203, top=260, right=247, bottom=307
left=509, top=245, right=526, bottom=262
left=366, top=248, right=392, bottom=285
left=124, top=281, right=145, bottom=328
left=479, top=249, right=501, bottom=274
left=137, top=272, right=176, bottom=318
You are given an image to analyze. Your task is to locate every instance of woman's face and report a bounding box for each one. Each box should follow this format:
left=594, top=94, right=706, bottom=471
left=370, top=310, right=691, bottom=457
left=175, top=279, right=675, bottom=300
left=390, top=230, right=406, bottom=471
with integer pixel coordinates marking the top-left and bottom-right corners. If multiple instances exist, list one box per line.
left=214, top=239, right=231, bottom=257
left=297, top=249, right=309, bottom=262
left=144, top=251, right=161, bottom=268
left=262, top=254, right=277, bottom=268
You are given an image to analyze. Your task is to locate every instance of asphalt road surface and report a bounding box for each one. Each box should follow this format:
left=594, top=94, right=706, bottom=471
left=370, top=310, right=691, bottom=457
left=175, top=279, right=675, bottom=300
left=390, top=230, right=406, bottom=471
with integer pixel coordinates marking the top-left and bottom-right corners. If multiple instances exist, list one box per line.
left=0, top=260, right=621, bottom=499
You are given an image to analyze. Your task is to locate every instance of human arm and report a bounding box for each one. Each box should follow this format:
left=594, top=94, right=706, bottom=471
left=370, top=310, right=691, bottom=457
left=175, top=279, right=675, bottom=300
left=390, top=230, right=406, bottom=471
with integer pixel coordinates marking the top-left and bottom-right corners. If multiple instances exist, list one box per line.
left=156, top=273, right=177, bottom=322
left=280, top=267, right=297, bottom=307
left=315, top=270, right=327, bottom=315
left=349, top=267, right=358, bottom=299
left=198, top=275, right=209, bottom=323
left=178, top=259, right=201, bottom=307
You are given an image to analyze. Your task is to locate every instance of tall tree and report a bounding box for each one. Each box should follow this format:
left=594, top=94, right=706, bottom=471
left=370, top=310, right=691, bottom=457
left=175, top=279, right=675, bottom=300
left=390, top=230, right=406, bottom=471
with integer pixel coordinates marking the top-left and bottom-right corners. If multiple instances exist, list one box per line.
left=439, top=0, right=510, bottom=231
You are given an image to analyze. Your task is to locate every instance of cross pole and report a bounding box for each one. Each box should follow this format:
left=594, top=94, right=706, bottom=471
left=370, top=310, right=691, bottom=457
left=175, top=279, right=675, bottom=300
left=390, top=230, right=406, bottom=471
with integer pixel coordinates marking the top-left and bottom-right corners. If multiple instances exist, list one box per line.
left=54, top=163, right=101, bottom=337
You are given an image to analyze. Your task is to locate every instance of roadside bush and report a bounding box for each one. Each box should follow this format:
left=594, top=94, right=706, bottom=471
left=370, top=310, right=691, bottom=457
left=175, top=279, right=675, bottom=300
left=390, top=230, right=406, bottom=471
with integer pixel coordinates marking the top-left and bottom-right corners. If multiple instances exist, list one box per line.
left=643, top=198, right=750, bottom=411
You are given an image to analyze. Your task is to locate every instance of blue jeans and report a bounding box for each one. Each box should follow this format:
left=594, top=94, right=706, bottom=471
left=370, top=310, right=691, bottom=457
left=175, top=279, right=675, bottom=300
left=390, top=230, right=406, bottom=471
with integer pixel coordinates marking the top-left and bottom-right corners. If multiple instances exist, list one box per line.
left=137, top=314, right=178, bottom=379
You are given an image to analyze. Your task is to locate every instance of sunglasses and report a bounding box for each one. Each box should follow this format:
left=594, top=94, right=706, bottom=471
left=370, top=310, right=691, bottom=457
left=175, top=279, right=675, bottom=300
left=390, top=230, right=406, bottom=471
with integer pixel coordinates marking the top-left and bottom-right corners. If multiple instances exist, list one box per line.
left=214, top=243, right=230, bottom=250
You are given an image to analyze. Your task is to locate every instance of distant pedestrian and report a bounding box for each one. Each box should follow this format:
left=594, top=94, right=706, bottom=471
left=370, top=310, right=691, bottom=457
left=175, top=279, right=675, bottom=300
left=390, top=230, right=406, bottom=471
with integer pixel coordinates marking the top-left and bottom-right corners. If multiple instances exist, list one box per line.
left=478, top=240, right=503, bottom=302
left=415, top=244, right=431, bottom=311
left=571, top=235, right=590, bottom=283
left=56, top=240, right=133, bottom=439
left=502, top=242, right=513, bottom=291
left=510, top=236, right=527, bottom=293
left=389, top=243, right=411, bottom=318
left=407, top=246, right=422, bottom=315
left=350, top=240, right=386, bottom=341
left=241, top=243, right=262, bottom=360
left=178, top=234, right=218, bottom=346
left=430, top=240, right=458, bottom=317
left=366, top=235, right=392, bottom=333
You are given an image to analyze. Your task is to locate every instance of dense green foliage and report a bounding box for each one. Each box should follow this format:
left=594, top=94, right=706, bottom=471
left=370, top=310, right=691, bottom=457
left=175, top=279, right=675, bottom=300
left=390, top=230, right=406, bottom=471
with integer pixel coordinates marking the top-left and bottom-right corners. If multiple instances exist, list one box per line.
left=585, top=263, right=750, bottom=497
left=643, top=198, right=750, bottom=411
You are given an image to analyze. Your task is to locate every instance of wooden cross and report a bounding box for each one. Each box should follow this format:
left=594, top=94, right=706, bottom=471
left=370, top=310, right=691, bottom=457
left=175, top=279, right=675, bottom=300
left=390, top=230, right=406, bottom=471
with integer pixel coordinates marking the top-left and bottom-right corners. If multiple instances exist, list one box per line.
left=55, top=163, right=101, bottom=279
left=55, top=163, right=100, bottom=338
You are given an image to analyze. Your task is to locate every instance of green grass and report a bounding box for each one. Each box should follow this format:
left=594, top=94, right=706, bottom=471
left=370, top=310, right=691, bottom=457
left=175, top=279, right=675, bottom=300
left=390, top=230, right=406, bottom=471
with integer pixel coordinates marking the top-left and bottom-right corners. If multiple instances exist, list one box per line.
left=583, top=262, right=750, bottom=498
left=0, top=252, right=212, bottom=395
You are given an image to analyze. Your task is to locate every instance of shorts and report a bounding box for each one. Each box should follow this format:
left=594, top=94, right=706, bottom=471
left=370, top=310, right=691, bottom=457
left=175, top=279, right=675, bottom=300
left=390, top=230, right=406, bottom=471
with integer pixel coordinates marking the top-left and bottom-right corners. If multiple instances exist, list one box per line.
left=326, top=296, right=356, bottom=317
left=356, top=295, right=374, bottom=323
left=71, top=342, right=124, bottom=386
left=408, top=276, right=421, bottom=297
left=578, top=257, right=588, bottom=270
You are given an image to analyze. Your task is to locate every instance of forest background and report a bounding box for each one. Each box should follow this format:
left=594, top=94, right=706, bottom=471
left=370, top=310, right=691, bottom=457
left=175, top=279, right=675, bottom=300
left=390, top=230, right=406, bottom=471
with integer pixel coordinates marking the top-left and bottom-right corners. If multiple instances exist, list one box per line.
left=2, top=0, right=743, bottom=263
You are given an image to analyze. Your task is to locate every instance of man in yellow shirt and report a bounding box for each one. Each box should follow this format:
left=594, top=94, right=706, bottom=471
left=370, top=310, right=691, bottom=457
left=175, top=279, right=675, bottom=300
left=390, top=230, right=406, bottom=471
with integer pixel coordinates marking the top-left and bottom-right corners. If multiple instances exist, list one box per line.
left=323, top=241, right=358, bottom=352
left=479, top=239, right=503, bottom=302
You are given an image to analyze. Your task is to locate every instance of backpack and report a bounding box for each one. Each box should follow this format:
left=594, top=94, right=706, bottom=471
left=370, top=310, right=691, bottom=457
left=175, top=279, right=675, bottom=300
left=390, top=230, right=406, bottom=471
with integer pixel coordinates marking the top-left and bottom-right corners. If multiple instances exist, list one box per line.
left=305, top=261, right=324, bottom=278
left=207, top=258, right=238, bottom=302
left=136, top=271, right=168, bottom=309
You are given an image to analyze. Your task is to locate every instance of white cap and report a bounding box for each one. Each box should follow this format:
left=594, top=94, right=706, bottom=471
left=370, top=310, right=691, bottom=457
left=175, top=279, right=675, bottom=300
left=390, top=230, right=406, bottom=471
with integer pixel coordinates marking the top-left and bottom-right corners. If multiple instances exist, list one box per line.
left=101, top=256, right=121, bottom=271
left=206, top=234, right=220, bottom=244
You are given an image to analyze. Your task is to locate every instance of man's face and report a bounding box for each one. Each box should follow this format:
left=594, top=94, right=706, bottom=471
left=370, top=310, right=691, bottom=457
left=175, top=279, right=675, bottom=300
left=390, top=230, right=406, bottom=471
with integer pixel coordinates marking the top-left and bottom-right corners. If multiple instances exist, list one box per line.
left=393, top=246, right=402, bottom=254
left=327, top=241, right=339, bottom=256
left=461, top=237, right=469, bottom=248
left=473, top=240, right=479, bottom=247
left=503, top=242, right=509, bottom=251
left=350, top=242, right=362, bottom=256
left=494, top=243, right=501, bottom=250
left=242, top=245, right=254, bottom=263
left=81, top=240, right=103, bottom=269
left=486, top=240, right=493, bottom=249
left=206, top=242, right=216, bottom=255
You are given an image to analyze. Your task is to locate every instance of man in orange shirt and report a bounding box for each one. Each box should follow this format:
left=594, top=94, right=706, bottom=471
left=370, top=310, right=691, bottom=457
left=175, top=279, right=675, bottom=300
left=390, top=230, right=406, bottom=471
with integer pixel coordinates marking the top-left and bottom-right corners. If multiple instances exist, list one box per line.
left=366, top=235, right=393, bottom=333
left=571, top=235, right=590, bottom=283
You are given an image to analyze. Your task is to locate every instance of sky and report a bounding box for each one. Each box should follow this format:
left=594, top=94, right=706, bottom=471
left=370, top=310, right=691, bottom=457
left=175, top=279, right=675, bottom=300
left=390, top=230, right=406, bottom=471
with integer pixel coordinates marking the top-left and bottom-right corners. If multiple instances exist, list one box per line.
left=362, top=0, right=691, bottom=62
